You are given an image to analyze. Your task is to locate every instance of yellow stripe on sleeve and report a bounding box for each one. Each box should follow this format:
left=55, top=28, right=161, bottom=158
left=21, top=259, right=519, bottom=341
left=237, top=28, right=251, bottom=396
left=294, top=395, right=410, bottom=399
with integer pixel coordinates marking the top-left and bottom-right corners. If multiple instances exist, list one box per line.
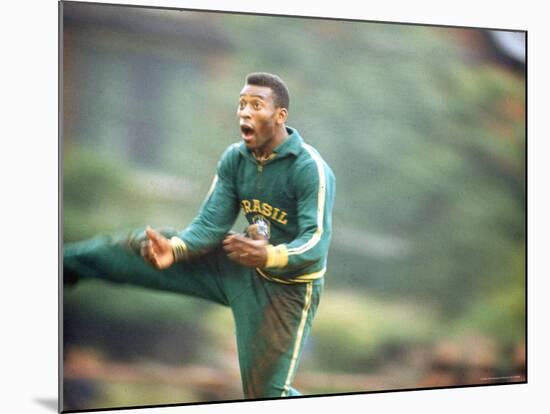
left=204, top=174, right=218, bottom=203
left=169, top=236, right=188, bottom=262
left=287, top=144, right=326, bottom=257
left=265, top=244, right=289, bottom=268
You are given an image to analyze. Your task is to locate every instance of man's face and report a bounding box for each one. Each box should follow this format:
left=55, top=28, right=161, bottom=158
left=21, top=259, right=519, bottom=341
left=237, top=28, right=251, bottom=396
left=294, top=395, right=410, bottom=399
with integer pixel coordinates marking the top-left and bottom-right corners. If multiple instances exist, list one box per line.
left=237, top=84, right=283, bottom=152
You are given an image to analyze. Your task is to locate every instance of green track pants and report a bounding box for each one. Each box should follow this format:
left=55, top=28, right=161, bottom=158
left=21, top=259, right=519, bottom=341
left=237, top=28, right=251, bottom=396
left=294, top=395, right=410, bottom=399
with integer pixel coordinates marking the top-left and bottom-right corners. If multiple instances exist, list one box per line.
left=63, top=228, right=323, bottom=399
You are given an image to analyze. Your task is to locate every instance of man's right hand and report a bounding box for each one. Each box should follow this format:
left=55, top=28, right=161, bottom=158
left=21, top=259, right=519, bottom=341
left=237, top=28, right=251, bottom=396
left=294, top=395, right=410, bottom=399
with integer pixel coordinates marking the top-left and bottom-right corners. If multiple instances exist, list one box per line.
left=140, top=226, right=175, bottom=269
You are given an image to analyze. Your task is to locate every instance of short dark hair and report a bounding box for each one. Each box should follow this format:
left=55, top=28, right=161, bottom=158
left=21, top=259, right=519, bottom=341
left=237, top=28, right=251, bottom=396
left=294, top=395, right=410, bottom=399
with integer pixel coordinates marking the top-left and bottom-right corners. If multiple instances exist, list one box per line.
left=245, top=72, right=290, bottom=110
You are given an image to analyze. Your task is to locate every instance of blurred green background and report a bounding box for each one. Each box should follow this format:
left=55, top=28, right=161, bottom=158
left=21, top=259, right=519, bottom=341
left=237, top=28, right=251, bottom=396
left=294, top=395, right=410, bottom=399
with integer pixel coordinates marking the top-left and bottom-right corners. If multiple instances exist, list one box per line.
left=62, top=2, right=526, bottom=411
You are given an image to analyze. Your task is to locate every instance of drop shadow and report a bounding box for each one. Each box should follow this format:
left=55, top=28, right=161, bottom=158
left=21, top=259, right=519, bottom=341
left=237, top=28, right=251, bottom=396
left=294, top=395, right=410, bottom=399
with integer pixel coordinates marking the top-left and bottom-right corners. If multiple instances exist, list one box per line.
left=34, top=398, right=58, bottom=412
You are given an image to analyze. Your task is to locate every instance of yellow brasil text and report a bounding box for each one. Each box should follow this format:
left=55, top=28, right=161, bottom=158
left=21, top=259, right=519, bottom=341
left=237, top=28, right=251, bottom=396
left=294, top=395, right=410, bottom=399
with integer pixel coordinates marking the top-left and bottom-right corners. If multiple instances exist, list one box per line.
left=241, top=199, right=288, bottom=225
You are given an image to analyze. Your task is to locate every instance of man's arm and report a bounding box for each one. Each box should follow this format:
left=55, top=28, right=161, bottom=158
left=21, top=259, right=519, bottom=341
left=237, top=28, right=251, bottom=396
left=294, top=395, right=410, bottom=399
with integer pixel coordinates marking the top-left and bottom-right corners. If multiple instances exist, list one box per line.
left=265, top=154, right=335, bottom=271
left=142, top=145, right=241, bottom=269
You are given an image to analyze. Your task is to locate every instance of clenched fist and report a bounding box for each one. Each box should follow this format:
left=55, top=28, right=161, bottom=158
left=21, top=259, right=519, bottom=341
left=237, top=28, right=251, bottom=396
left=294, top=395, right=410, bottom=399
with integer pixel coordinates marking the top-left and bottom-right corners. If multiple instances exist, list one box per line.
left=223, top=226, right=268, bottom=268
left=140, top=226, right=175, bottom=270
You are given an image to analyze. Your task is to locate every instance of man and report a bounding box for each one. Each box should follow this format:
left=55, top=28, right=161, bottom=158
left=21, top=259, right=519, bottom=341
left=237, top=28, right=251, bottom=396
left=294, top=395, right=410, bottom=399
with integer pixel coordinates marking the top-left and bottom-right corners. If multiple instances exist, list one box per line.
left=64, top=72, right=336, bottom=399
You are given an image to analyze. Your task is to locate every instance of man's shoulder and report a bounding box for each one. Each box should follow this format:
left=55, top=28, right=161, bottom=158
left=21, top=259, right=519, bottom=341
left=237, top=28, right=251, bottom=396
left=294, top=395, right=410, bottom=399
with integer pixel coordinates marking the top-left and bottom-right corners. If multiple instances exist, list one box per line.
left=223, top=141, right=242, bottom=155
left=220, top=142, right=244, bottom=161
left=216, top=142, right=244, bottom=175
left=295, top=141, right=333, bottom=175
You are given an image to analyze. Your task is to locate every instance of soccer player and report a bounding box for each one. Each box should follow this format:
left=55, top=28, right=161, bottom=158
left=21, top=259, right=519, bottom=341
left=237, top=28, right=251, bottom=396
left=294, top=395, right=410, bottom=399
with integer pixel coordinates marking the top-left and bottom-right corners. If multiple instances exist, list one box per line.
left=64, top=72, right=336, bottom=399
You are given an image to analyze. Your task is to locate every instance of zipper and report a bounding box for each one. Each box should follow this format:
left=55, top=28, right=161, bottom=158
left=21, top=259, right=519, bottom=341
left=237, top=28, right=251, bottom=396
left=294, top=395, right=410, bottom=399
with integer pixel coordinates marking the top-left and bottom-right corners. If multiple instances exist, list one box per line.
left=255, top=153, right=276, bottom=189
left=256, top=159, right=264, bottom=190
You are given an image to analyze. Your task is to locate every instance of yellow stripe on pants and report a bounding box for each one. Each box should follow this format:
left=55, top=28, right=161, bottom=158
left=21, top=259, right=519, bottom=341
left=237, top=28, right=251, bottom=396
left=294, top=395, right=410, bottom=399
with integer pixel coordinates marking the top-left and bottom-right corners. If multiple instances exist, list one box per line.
left=281, top=282, right=313, bottom=397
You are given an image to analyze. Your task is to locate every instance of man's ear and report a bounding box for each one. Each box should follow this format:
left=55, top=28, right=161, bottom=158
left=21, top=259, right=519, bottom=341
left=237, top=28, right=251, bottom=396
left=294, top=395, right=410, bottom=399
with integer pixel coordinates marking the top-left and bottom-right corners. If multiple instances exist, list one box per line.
left=276, top=107, right=288, bottom=125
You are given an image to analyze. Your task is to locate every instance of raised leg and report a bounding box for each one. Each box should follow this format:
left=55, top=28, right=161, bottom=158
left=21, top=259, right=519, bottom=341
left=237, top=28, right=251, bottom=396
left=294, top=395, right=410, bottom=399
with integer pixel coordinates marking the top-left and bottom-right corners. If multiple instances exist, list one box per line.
left=63, top=228, right=229, bottom=306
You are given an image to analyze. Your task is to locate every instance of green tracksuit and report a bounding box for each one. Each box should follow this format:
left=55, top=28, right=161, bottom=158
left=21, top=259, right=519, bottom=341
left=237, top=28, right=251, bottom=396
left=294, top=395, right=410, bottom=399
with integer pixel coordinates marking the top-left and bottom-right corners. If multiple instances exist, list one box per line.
left=64, top=126, right=336, bottom=399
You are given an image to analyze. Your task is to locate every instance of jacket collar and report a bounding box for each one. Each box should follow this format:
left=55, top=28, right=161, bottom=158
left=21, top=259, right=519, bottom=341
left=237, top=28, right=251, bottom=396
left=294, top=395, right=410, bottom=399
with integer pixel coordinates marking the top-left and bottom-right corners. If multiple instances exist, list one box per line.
left=274, top=126, right=303, bottom=156
left=238, top=126, right=303, bottom=160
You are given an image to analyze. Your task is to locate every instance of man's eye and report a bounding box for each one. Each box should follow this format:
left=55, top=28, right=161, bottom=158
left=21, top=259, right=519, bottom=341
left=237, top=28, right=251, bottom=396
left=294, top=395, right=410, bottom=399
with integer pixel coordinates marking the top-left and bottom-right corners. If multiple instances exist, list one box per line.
left=253, top=102, right=262, bottom=109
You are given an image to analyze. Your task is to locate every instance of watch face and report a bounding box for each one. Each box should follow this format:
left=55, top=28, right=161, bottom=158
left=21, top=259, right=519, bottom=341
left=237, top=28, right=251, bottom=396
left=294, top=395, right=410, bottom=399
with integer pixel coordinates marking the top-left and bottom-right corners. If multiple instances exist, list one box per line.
left=252, top=215, right=270, bottom=239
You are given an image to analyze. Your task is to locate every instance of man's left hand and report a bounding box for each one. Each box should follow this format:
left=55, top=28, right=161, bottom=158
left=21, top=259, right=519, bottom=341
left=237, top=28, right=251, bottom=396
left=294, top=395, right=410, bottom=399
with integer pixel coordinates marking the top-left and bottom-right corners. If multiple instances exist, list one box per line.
left=223, top=234, right=268, bottom=268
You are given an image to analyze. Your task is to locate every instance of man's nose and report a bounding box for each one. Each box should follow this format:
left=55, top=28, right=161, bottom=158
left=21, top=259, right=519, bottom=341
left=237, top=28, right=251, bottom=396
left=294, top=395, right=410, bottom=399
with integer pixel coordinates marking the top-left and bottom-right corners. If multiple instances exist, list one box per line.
left=239, top=104, right=252, bottom=118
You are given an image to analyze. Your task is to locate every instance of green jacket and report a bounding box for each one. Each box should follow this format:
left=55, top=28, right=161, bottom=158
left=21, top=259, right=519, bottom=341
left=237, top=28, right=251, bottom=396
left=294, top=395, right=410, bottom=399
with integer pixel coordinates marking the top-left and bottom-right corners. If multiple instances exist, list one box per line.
left=178, top=127, right=336, bottom=284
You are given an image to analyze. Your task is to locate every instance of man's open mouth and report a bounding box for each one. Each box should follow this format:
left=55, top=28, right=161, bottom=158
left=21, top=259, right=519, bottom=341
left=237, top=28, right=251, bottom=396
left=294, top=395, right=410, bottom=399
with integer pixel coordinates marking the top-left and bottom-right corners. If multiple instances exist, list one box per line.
left=240, top=124, right=255, bottom=139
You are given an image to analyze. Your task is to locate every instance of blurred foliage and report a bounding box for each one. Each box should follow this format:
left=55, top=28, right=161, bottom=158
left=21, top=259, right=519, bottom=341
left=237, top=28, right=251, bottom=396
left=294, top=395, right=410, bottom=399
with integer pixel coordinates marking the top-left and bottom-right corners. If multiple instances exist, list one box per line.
left=63, top=150, right=201, bottom=241
left=308, top=291, right=439, bottom=372
left=62, top=3, right=525, bottom=405
left=64, top=281, right=210, bottom=364
left=452, top=249, right=526, bottom=342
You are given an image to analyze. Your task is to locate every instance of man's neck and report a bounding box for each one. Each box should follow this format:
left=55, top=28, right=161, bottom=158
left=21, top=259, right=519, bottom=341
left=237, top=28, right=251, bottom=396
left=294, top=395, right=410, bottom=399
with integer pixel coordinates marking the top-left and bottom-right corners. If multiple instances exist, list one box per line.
left=253, top=126, right=289, bottom=159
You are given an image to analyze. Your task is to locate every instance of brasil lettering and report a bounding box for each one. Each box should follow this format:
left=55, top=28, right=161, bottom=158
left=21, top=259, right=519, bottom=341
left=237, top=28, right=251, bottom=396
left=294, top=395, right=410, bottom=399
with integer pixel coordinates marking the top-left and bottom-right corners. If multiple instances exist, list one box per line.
left=241, top=199, right=288, bottom=225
